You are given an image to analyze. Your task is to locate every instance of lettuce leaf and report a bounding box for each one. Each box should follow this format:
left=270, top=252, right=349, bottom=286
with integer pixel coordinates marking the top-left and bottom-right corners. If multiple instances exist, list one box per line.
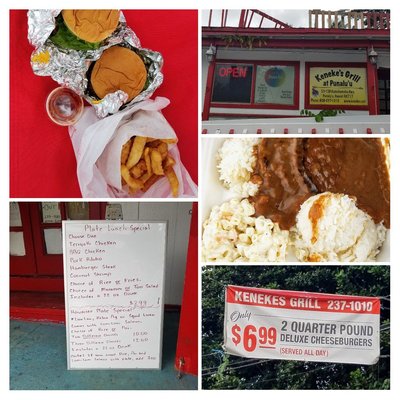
left=49, top=14, right=101, bottom=51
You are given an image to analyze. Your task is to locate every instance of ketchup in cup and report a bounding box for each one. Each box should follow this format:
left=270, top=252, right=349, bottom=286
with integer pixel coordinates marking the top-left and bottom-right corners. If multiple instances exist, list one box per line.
left=46, top=87, right=84, bottom=126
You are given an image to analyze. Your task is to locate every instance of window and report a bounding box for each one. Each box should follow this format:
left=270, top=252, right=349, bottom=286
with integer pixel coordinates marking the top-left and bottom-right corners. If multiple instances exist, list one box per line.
left=211, top=60, right=299, bottom=110
left=212, top=63, right=253, bottom=103
left=378, top=68, right=390, bottom=115
left=254, top=65, right=296, bottom=105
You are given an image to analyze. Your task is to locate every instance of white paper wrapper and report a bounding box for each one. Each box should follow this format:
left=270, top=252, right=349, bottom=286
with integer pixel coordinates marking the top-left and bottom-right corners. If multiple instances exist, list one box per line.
left=69, top=97, right=198, bottom=198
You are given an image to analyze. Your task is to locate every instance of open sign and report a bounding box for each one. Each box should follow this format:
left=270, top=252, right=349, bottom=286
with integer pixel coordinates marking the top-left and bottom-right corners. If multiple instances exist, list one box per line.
left=218, top=66, right=248, bottom=78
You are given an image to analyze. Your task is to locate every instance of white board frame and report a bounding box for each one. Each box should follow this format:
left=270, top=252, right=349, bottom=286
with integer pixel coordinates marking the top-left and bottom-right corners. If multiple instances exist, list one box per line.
left=62, top=220, right=167, bottom=370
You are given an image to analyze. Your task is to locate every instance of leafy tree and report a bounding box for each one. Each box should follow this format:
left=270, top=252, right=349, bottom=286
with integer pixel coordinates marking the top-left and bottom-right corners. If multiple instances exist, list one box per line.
left=202, top=265, right=390, bottom=390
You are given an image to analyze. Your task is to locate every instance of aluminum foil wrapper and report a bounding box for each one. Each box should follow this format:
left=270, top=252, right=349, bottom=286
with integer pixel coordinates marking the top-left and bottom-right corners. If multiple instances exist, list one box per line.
left=28, top=10, right=163, bottom=118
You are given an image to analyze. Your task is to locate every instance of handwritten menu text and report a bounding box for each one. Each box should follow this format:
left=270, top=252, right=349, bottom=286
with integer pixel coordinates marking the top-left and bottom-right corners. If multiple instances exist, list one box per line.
left=63, top=222, right=166, bottom=369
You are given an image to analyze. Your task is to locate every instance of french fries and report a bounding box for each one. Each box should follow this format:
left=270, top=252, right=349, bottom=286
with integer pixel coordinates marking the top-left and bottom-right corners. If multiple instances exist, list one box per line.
left=126, top=136, right=147, bottom=169
left=163, top=154, right=176, bottom=169
left=121, top=139, right=132, bottom=164
left=120, top=135, right=179, bottom=197
left=143, top=174, right=162, bottom=192
left=121, top=164, right=144, bottom=193
left=130, top=159, right=146, bottom=179
left=157, top=142, right=168, bottom=160
left=160, top=138, right=178, bottom=144
left=165, top=167, right=179, bottom=197
left=150, top=149, right=164, bottom=176
left=144, top=147, right=152, bottom=176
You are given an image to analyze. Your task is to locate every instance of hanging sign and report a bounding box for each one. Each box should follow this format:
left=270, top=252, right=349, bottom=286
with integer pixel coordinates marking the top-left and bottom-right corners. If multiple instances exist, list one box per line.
left=41, top=202, right=62, bottom=223
left=254, top=65, right=295, bottom=105
left=105, top=203, right=123, bottom=220
left=307, top=65, right=368, bottom=108
left=224, top=285, right=380, bottom=365
left=63, top=221, right=167, bottom=370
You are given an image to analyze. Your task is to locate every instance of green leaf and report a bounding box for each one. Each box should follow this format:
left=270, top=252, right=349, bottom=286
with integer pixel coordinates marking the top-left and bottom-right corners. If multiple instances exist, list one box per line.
left=49, top=14, right=101, bottom=51
left=315, top=114, right=323, bottom=122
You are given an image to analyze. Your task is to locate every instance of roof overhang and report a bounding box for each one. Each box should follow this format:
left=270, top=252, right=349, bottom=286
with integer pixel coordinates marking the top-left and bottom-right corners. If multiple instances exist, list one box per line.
left=202, top=27, right=390, bottom=49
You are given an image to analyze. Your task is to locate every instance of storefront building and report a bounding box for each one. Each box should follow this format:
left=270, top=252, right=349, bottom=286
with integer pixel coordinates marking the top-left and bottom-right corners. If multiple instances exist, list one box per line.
left=202, top=10, right=390, bottom=121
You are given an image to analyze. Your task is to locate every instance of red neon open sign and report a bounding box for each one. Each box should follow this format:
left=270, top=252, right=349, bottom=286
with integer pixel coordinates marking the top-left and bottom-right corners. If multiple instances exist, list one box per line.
left=218, top=66, right=248, bottom=78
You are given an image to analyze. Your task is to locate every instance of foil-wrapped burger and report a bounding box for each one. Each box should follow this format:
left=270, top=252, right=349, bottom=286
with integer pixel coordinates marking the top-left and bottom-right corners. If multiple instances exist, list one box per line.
left=89, top=46, right=147, bottom=102
left=28, top=9, right=163, bottom=118
left=50, top=10, right=120, bottom=50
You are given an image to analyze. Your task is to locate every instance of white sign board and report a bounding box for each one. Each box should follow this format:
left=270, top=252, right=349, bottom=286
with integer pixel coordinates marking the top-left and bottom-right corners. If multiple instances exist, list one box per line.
left=42, top=202, right=62, bottom=223
left=63, top=221, right=167, bottom=370
left=224, top=285, right=380, bottom=365
left=105, top=203, right=123, bottom=220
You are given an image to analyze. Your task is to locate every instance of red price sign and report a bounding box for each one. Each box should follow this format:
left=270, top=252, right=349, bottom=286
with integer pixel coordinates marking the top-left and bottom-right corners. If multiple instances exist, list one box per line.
left=231, top=324, right=277, bottom=352
left=225, top=286, right=381, bottom=364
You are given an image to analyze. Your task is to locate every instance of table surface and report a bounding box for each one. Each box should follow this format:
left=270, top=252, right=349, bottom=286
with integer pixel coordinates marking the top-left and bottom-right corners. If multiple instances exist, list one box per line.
left=10, top=10, right=198, bottom=198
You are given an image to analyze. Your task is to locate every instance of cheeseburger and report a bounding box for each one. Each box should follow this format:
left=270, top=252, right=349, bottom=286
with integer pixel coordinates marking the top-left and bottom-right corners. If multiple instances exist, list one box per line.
left=50, top=10, right=120, bottom=50
left=90, top=46, right=147, bottom=102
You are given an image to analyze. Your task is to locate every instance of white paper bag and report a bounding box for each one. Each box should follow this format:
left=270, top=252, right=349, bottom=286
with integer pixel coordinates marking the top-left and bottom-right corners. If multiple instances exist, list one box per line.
left=69, top=97, right=198, bottom=198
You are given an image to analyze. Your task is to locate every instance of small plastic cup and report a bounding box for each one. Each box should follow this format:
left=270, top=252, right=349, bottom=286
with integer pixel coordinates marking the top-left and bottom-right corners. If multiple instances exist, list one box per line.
left=46, top=87, right=84, bottom=126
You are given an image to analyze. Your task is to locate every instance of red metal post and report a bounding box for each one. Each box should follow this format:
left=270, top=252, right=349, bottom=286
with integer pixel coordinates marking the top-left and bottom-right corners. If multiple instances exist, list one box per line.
left=174, top=203, right=198, bottom=376
left=238, top=10, right=246, bottom=28
left=202, top=52, right=216, bottom=121
left=366, top=49, right=379, bottom=115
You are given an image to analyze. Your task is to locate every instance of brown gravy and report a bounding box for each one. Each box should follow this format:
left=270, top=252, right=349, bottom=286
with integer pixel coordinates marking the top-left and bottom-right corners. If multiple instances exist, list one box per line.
left=250, top=138, right=390, bottom=230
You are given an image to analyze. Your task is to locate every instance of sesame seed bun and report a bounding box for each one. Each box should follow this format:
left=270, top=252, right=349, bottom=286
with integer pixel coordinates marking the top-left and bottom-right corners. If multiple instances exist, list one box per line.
left=62, top=10, right=120, bottom=44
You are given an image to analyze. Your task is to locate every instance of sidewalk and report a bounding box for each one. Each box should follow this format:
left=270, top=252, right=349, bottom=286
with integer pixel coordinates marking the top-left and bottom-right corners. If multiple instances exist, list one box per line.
left=10, top=311, right=197, bottom=390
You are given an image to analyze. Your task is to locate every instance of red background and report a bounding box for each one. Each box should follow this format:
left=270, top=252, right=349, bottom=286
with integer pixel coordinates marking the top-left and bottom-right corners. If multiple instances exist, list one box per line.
left=10, top=10, right=198, bottom=197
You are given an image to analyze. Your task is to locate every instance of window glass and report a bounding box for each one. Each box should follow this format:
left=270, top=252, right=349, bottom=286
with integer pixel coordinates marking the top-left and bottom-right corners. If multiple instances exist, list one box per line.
left=10, top=232, right=26, bottom=256
left=67, top=202, right=89, bottom=220
left=10, top=202, right=22, bottom=227
left=44, top=228, right=63, bottom=254
left=212, top=64, right=253, bottom=103
left=254, top=65, right=295, bottom=105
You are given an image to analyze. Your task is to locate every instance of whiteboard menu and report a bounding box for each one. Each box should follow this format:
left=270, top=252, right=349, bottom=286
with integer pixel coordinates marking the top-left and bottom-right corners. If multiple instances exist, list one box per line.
left=62, top=221, right=167, bottom=370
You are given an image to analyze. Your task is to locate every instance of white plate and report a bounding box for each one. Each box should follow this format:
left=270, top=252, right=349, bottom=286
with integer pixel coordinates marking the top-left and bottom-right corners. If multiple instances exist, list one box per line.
left=201, top=137, right=390, bottom=263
